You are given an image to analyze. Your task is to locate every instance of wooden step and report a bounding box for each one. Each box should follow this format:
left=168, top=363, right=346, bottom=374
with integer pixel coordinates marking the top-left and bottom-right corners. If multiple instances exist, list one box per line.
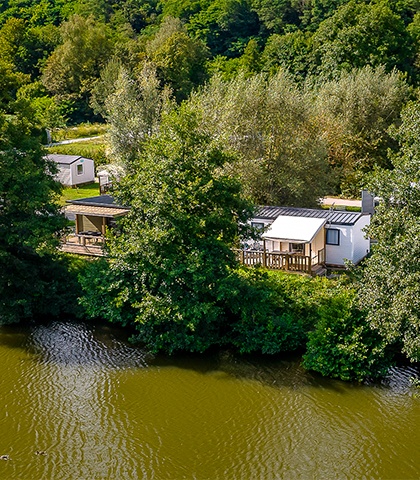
left=311, top=265, right=327, bottom=277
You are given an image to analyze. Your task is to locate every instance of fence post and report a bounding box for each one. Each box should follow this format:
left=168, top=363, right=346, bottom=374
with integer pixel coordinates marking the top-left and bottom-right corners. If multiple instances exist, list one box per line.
left=240, top=249, right=244, bottom=265
left=263, top=240, right=267, bottom=268
left=285, top=254, right=289, bottom=271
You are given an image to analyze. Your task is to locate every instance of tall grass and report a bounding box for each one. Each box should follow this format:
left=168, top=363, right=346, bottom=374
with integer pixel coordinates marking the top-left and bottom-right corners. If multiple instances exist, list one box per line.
left=51, top=123, right=108, bottom=142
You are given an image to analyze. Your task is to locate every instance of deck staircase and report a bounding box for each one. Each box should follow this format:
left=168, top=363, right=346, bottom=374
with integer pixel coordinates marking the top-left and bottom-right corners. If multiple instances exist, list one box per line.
left=311, top=264, right=327, bottom=277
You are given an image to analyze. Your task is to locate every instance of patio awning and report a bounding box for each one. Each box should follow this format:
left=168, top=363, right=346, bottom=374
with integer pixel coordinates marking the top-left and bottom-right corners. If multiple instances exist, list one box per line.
left=262, top=215, right=326, bottom=244
left=65, top=204, right=130, bottom=217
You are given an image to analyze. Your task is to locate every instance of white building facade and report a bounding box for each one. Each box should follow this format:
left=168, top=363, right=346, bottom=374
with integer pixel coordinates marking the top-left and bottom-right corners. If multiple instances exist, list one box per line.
left=47, top=154, right=95, bottom=187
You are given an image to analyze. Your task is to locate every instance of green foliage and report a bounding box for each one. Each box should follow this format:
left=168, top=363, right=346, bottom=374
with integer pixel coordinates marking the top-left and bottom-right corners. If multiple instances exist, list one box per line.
left=80, top=105, right=256, bottom=353
left=359, top=101, right=420, bottom=362
left=303, top=289, right=392, bottom=381
left=16, top=81, right=68, bottom=129
left=313, top=65, right=411, bottom=196
left=0, top=108, right=72, bottom=323
left=147, top=17, right=209, bottom=101
left=262, top=31, right=314, bottom=81
left=104, top=62, right=174, bottom=165
left=312, top=0, right=416, bottom=80
left=41, top=14, right=113, bottom=121
left=189, top=70, right=331, bottom=207
left=229, top=268, right=332, bottom=353
left=182, top=0, right=261, bottom=58
left=0, top=251, right=88, bottom=323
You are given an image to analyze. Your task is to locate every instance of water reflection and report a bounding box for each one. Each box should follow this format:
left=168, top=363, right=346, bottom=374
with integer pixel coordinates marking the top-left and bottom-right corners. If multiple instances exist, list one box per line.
left=0, top=319, right=419, bottom=479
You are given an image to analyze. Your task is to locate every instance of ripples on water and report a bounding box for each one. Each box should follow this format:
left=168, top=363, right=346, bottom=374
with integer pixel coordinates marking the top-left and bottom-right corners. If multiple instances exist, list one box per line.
left=0, top=319, right=419, bottom=480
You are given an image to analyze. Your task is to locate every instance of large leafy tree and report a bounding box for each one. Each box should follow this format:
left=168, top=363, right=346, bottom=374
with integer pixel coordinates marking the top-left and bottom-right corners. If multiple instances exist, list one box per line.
left=189, top=71, right=331, bottom=207
left=312, top=0, right=416, bottom=80
left=358, top=101, right=420, bottom=361
left=147, top=16, right=209, bottom=102
left=0, top=110, right=70, bottom=323
left=42, top=14, right=112, bottom=120
left=80, top=105, right=255, bottom=353
left=104, top=62, right=174, bottom=166
left=313, top=65, right=411, bottom=196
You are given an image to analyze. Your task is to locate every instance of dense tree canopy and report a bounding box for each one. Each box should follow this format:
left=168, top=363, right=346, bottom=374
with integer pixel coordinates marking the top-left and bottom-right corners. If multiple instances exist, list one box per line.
left=80, top=105, right=256, bottom=352
left=189, top=71, right=331, bottom=206
left=0, top=109, right=72, bottom=322
left=358, top=101, right=420, bottom=361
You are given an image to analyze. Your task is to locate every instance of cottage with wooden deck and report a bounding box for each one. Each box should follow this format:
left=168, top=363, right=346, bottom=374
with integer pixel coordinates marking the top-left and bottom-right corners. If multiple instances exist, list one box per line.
left=240, top=206, right=371, bottom=275
left=61, top=195, right=130, bottom=256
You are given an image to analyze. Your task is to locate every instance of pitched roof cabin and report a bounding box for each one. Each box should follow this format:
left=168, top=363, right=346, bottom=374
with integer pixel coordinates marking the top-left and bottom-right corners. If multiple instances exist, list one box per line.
left=60, top=195, right=129, bottom=256
left=47, top=154, right=95, bottom=187
left=242, top=206, right=370, bottom=274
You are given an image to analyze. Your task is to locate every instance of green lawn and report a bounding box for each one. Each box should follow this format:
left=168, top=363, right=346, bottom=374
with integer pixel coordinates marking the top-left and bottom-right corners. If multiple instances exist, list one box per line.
left=59, top=183, right=101, bottom=206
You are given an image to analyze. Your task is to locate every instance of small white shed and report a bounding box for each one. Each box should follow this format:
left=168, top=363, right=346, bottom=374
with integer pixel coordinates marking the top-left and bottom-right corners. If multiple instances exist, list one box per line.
left=47, top=154, right=95, bottom=187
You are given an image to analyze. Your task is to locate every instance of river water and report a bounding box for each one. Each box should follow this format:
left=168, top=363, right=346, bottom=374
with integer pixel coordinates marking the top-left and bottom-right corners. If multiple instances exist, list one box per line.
left=0, top=319, right=419, bottom=480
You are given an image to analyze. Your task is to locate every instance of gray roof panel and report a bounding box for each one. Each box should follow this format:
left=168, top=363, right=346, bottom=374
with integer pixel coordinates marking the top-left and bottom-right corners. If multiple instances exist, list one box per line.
left=66, top=195, right=128, bottom=209
left=46, top=154, right=93, bottom=165
left=254, top=205, right=363, bottom=226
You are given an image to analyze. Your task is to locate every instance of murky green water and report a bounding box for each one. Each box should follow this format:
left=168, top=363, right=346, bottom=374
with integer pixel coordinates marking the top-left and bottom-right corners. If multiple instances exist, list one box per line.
left=0, top=319, right=419, bottom=479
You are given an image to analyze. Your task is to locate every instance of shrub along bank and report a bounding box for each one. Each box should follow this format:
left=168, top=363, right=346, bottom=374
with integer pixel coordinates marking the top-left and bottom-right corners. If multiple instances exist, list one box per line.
left=79, top=261, right=393, bottom=382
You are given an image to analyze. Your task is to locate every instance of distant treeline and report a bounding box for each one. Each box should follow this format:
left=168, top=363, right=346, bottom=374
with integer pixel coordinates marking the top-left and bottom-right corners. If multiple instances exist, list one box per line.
left=1, top=0, right=420, bottom=114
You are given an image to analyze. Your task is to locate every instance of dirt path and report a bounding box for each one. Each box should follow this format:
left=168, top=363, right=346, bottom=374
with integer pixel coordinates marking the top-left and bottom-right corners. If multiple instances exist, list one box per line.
left=319, top=196, right=361, bottom=207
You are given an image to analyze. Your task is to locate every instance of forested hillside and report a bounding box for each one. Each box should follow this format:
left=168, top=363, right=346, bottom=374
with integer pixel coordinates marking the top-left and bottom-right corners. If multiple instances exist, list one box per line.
left=1, top=0, right=419, bottom=195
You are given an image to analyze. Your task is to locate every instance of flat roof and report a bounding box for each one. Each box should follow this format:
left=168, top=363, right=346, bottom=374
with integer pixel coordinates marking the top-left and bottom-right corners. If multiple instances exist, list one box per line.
left=255, top=205, right=363, bottom=226
left=47, top=154, right=93, bottom=165
left=66, top=195, right=128, bottom=210
left=262, top=215, right=326, bottom=243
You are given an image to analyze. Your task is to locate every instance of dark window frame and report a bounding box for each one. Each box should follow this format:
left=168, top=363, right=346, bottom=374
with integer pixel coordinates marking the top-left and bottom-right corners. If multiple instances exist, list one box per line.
left=326, top=228, right=340, bottom=245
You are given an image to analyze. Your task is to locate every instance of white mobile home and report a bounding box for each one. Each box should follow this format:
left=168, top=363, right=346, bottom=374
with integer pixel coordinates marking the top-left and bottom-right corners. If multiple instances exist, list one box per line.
left=246, top=206, right=370, bottom=272
left=47, top=154, right=95, bottom=187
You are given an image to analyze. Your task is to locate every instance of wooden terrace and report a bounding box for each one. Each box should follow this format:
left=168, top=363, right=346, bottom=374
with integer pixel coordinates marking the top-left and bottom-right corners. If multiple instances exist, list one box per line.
left=234, top=246, right=325, bottom=275
left=60, top=232, right=105, bottom=256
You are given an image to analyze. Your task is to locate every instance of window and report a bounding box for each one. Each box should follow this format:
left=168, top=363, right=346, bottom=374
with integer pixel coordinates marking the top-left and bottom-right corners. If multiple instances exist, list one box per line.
left=77, top=164, right=83, bottom=175
left=326, top=228, right=340, bottom=245
left=289, top=243, right=304, bottom=254
left=251, top=222, right=264, bottom=230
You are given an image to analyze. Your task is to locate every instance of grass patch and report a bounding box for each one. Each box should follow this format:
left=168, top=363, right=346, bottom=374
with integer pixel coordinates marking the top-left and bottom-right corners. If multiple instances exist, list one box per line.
left=52, top=123, right=108, bottom=142
left=320, top=204, right=361, bottom=212
left=59, top=183, right=101, bottom=206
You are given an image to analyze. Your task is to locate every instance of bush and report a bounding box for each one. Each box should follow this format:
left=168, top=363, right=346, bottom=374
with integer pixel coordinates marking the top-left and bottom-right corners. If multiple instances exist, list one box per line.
left=302, top=289, right=393, bottom=381
left=0, top=251, right=89, bottom=323
left=227, top=268, right=340, bottom=354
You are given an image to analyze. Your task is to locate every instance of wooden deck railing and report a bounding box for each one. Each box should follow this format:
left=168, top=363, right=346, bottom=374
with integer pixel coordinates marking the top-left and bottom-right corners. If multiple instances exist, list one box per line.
left=234, top=249, right=312, bottom=274
left=60, top=233, right=105, bottom=256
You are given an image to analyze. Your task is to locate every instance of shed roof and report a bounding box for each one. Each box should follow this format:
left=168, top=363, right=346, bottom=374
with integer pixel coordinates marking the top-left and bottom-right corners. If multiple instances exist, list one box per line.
left=47, top=154, right=93, bottom=165
left=66, top=195, right=128, bottom=209
left=255, top=205, right=363, bottom=226
left=65, top=204, right=129, bottom=217
left=262, top=215, right=326, bottom=243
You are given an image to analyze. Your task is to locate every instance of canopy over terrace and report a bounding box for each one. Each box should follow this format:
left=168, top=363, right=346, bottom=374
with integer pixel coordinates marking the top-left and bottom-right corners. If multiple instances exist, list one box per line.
left=261, top=215, right=326, bottom=244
